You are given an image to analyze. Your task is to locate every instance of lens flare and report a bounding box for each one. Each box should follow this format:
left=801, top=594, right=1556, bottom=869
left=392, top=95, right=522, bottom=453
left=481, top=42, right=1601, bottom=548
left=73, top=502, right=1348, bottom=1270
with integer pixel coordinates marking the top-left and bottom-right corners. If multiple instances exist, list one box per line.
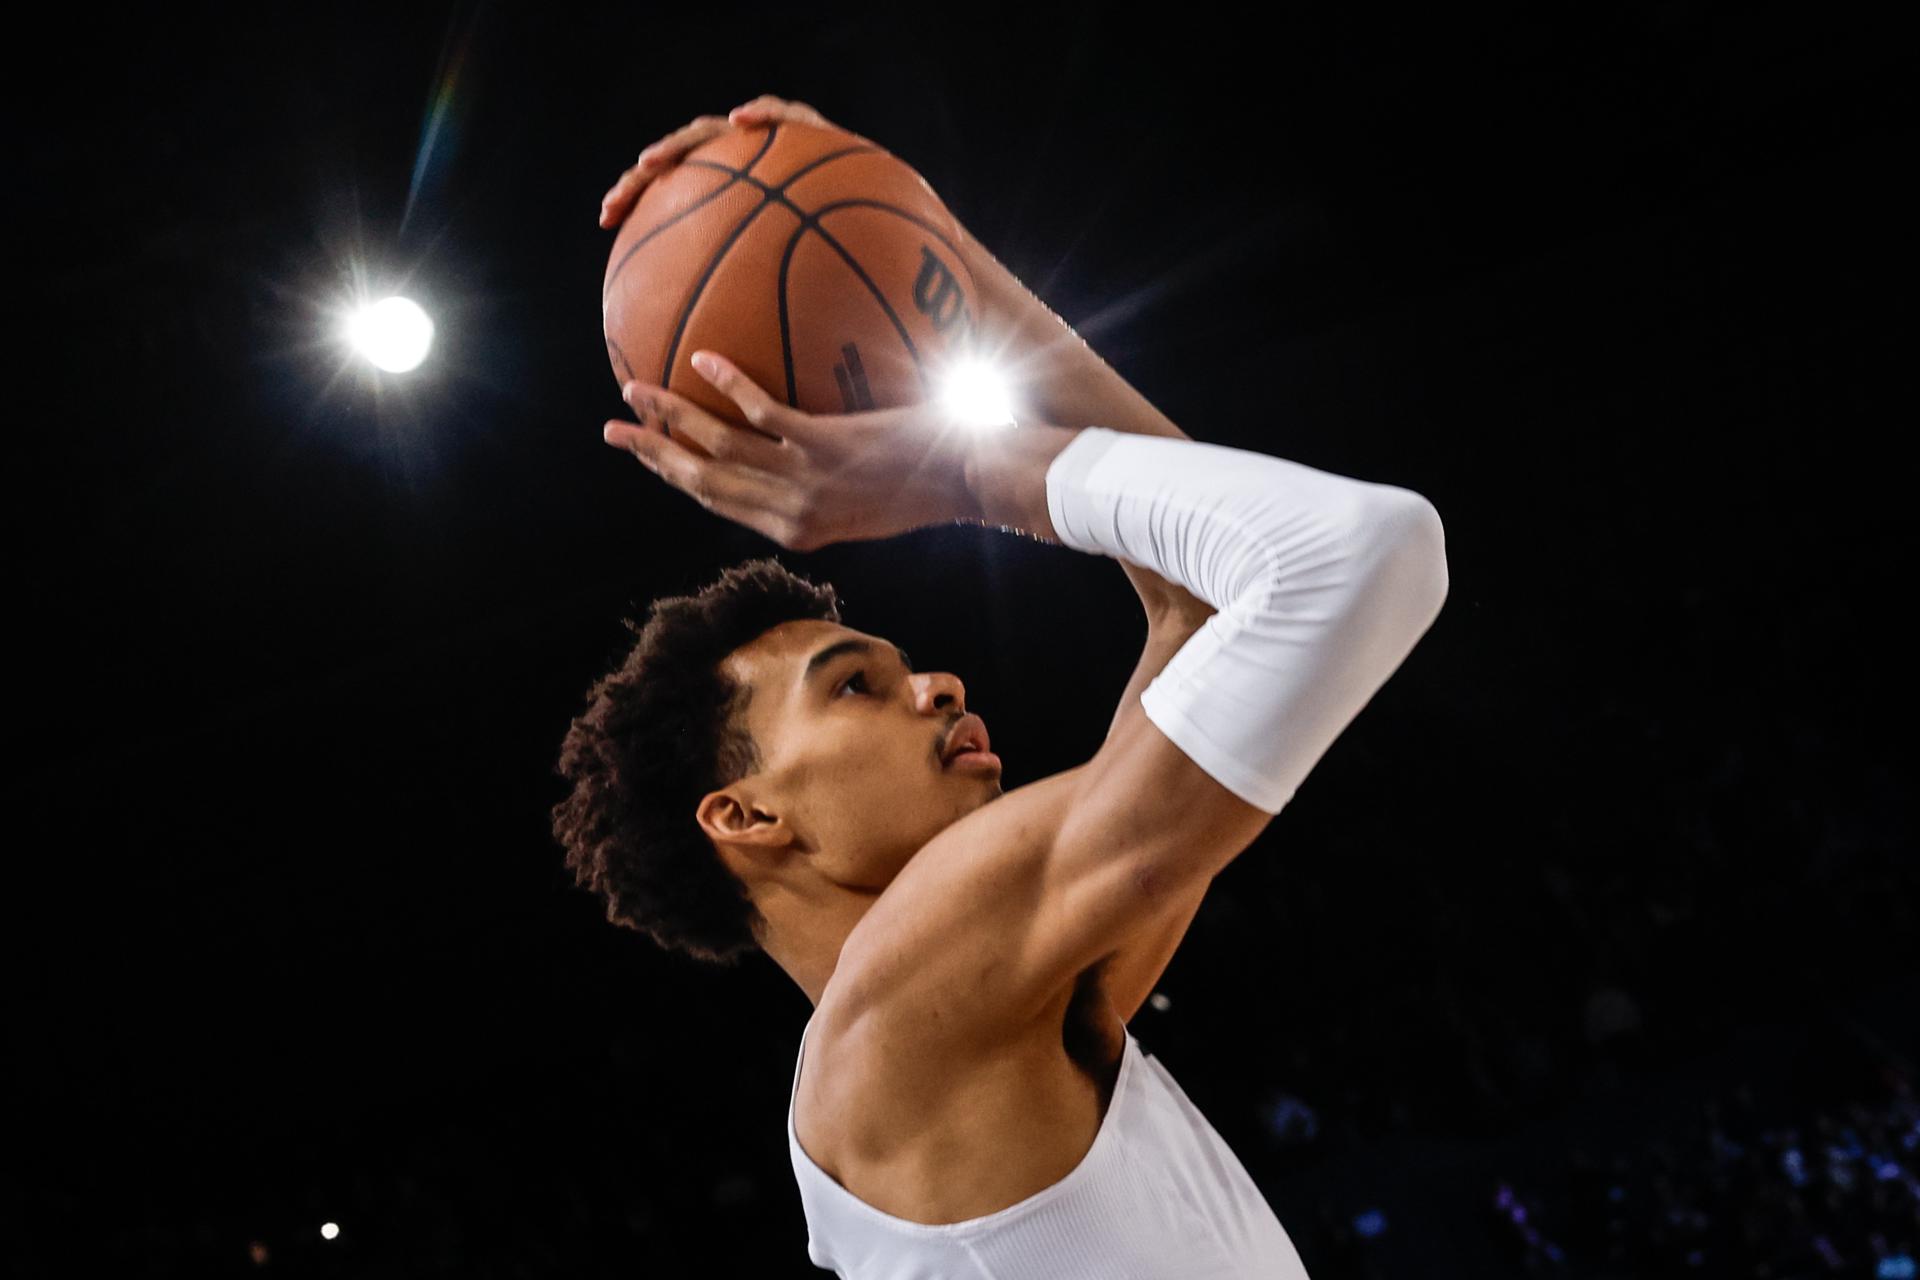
left=938, top=357, right=1016, bottom=430
left=344, top=296, right=435, bottom=372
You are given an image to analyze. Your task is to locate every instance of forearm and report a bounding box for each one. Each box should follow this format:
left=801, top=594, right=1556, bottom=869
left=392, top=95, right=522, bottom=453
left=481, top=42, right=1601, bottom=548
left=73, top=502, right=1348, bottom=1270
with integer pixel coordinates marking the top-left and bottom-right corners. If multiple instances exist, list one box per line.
left=961, top=224, right=1189, bottom=445
left=957, top=418, right=1080, bottom=542
left=960, top=225, right=1206, bottom=615
left=1105, top=605, right=1215, bottom=746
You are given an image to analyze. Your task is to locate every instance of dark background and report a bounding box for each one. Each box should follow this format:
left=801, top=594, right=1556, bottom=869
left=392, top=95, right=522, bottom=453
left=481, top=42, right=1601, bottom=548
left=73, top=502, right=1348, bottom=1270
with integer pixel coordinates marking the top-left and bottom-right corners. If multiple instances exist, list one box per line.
left=15, top=2, right=1915, bottom=1276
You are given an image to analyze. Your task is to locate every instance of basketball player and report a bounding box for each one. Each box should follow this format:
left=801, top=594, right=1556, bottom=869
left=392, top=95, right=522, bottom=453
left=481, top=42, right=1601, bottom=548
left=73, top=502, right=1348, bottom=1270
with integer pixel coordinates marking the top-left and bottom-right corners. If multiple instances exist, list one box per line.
left=560, top=96, right=1449, bottom=1277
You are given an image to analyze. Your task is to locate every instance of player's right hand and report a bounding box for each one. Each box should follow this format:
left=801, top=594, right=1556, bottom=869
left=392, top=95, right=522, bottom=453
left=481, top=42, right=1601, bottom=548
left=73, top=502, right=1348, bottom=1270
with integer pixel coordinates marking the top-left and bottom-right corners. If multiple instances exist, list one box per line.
left=604, top=350, right=978, bottom=551
left=597, top=96, right=874, bottom=230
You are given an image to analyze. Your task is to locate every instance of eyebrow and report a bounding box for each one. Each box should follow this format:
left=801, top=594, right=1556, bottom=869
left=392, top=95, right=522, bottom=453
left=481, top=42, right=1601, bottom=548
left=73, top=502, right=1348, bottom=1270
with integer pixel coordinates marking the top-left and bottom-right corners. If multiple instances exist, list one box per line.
left=801, top=638, right=914, bottom=692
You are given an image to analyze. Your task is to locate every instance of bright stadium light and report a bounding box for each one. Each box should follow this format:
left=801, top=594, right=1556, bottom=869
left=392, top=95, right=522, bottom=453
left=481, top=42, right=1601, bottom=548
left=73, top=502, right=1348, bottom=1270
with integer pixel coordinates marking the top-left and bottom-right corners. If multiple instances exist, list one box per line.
left=344, top=295, right=434, bottom=372
left=320, top=1222, right=341, bottom=1241
left=938, top=356, right=1016, bottom=429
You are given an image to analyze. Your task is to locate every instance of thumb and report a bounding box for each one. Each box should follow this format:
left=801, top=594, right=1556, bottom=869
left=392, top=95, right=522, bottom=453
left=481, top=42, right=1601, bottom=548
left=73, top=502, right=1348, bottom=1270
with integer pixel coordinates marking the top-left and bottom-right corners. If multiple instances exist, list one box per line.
left=691, top=351, right=793, bottom=434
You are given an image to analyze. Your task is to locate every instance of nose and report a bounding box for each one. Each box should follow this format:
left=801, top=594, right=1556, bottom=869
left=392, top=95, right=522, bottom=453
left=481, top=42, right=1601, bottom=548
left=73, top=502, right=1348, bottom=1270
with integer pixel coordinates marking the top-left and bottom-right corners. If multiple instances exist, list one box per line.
left=913, top=670, right=965, bottom=715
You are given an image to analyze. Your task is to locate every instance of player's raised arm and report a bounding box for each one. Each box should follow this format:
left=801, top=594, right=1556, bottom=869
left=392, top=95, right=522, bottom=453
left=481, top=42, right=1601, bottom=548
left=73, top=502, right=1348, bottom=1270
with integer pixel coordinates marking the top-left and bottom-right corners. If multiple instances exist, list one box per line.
left=941, top=422, right=1451, bottom=1027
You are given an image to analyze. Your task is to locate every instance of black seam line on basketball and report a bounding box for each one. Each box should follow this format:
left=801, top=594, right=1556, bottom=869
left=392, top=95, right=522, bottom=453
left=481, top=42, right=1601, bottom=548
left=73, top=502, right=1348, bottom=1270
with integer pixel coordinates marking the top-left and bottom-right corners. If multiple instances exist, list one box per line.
left=776, top=213, right=931, bottom=406
left=660, top=143, right=883, bottom=400
left=776, top=229, right=803, bottom=405
left=655, top=134, right=879, bottom=390
left=775, top=199, right=968, bottom=405
left=683, top=159, right=918, bottom=234
left=660, top=200, right=787, bottom=389
left=804, top=199, right=965, bottom=264
left=603, top=173, right=746, bottom=302
left=601, top=127, right=782, bottom=302
left=679, top=144, right=878, bottom=197
left=654, top=126, right=790, bottom=388
left=607, top=336, right=636, bottom=386
left=688, top=147, right=889, bottom=405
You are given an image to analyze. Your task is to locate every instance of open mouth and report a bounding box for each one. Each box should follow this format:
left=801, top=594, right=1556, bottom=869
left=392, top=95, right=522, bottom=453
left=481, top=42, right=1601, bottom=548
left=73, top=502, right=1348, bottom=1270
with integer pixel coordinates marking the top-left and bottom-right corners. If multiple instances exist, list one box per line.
left=940, top=714, right=994, bottom=768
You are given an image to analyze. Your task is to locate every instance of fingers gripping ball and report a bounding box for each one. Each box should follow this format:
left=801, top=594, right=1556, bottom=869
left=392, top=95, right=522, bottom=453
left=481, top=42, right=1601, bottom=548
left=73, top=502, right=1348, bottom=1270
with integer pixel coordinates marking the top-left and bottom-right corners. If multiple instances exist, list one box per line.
left=601, top=119, right=983, bottom=431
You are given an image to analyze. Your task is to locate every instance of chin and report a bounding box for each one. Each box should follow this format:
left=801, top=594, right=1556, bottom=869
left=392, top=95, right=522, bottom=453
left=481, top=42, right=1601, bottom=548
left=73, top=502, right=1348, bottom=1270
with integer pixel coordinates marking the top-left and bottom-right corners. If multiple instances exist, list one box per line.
left=964, top=779, right=1003, bottom=807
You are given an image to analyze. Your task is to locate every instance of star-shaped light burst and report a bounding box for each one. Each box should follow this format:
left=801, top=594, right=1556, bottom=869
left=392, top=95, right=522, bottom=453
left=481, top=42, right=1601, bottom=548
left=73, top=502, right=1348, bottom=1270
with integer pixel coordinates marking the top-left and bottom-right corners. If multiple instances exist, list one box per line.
left=342, top=295, right=435, bottom=373
left=937, top=355, right=1017, bottom=431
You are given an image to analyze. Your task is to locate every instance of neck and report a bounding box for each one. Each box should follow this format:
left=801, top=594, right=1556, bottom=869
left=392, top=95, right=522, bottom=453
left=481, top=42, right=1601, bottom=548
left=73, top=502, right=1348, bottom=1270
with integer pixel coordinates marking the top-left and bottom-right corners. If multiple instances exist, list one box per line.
left=757, top=882, right=880, bottom=1008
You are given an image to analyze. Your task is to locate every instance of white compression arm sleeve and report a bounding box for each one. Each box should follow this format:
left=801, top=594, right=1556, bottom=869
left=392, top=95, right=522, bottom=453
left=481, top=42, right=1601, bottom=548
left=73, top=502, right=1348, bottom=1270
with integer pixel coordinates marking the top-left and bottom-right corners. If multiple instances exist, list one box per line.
left=1044, top=426, right=1450, bottom=814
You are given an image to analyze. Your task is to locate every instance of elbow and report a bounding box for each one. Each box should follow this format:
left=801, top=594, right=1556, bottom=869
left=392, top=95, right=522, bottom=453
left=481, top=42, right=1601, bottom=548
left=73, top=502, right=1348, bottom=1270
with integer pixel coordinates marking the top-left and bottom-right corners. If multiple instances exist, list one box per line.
left=1357, top=488, right=1451, bottom=621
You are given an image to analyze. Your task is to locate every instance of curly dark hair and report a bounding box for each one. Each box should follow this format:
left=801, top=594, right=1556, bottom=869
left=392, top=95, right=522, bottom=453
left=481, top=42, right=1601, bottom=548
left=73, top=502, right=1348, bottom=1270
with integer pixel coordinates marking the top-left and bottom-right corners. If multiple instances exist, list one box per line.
left=551, top=557, right=844, bottom=966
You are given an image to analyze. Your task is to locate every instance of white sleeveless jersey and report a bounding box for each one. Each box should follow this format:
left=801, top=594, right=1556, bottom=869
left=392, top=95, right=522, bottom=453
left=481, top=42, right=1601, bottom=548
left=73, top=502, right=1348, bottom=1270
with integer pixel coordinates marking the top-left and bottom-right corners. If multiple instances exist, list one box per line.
left=787, top=1010, right=1313, bottom=1278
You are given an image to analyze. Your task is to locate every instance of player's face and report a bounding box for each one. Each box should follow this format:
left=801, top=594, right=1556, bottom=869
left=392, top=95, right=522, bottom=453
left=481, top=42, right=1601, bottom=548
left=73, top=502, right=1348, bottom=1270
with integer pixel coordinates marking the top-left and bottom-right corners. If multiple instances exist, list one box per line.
left=711, top=619, right=1002, bottom=892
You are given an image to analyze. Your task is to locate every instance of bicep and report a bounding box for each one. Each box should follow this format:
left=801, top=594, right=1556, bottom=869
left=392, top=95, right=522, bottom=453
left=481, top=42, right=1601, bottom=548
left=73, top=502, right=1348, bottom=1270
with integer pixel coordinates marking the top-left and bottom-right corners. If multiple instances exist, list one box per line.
left=1026, top=708, right=1273, bottom=1007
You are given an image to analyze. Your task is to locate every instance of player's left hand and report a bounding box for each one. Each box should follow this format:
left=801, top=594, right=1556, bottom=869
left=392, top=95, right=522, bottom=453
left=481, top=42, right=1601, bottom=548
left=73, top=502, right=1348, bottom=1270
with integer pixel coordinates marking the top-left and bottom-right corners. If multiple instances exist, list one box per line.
left=598, top=96, right=877, bottom=230
left=603, top=351, right=978, bottom=551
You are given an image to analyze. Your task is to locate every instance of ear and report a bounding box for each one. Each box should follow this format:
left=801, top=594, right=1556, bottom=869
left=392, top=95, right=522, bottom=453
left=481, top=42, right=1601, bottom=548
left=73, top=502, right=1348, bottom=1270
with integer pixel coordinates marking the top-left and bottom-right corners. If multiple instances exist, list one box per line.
left=697, top=787, right=793, bottom=861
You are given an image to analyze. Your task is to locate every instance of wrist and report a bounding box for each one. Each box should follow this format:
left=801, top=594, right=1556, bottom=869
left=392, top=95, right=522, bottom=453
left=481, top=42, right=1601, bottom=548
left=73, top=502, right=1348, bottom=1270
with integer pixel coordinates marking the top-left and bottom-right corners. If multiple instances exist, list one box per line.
left=958, top=419, right=1080, bottom=542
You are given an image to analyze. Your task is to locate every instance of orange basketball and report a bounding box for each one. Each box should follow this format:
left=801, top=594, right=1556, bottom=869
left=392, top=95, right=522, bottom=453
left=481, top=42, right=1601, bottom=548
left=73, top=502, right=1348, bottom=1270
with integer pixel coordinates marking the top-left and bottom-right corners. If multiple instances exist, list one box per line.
left=602, top=120, right=982, bottom=437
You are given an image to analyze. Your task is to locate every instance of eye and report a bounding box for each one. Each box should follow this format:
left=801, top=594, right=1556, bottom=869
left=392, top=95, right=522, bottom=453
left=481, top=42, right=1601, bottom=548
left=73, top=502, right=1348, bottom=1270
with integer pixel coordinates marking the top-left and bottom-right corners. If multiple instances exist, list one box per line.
left=836, top=670, right=869, bottom=697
